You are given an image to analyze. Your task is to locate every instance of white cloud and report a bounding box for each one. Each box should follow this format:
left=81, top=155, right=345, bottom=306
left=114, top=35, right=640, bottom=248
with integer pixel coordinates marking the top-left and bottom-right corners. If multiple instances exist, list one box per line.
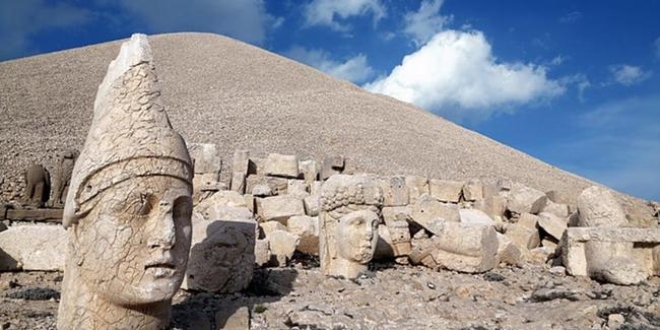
left=608, top=64, right=652, bottom=86
left=303, top=0, right=386, bottom=31
left=560, top=73, right=590, bottom=102
left=114, top=0, right=276, bottom=44
left=364, top=30, right=564, bottom=120
left=285, top=46, right=375, bottom=83
left=404, top=0, right=452, bottom=46
left=0, top=0, right=92, bottom=60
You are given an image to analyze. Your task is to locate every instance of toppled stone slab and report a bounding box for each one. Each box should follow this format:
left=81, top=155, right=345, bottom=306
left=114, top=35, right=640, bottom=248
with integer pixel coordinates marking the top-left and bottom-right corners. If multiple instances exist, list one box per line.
left=298, top=159, right=319, bottom=185
left=260, top=221, right=287, bottom=237
left=411, top=195, right=460, bottom=235
left=0, top=224, right=67, bottom=271
left=506, top=184, right=547, bottom=215
left=255, top=239, right=270, bottom=267
left=538, top=212, right=567, bottom=241
left=459, top=209, right=495, bottom=226
left=561, top=227, right=660, bottom=284
left=303, top=195, right=320, bottom=216
left=504, top=223, right=540, bottom=251
left=287, top=215, right=319, bottom=256
left=320, top=155, right=344, bottom=180
left=430, top=222, right=499, bottom=273
left=231, top=149, right=250, bottom=194
left=473, top=195, right=507, bottom=220
left=541, top=201, right=570, bottom=218
left=189, top=143, right=222, bottom=174
left=497, top=232, right=522, bottom=265
left=287, top=179, right=309, bottom=197
left=429, top=179, right=463, bottom=203
left=257, top=195, right=305, bottom=224
left=246, top=175, right=288, bottom=196
left=264, top=153, right=299, bottom=178
left=381, top=207, right=412, bottom=257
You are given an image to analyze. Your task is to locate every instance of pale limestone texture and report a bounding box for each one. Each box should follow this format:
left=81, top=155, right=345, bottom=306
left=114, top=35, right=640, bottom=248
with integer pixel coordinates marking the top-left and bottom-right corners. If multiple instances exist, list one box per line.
left=0, top=224, right=67, bottom=271
left=264, top=153, right=299, bottom=178
left=429, top=179, right=464, bottom=203
left=430, top=222, right=499, bottom=273
left=58, top=34, right=194, bottom=330
left=506, top=184, right=548, bottom=215
left=411, top=194, right=460, bottom=235
left=319, top=174, right=383, bottom=278
left=287, top=215, right=319, bottom=256
left=569, top=186, right=648, bottom=285
left=257, top=195, right=305, bottom=224
left=185, top=207, right=256, bottom=293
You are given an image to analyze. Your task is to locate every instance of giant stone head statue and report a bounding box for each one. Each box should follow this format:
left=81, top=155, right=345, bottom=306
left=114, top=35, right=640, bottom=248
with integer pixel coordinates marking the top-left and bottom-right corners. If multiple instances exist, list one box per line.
left=57, top=34, right=193, bottom=330
left=319, top=174, right=383, bottom=279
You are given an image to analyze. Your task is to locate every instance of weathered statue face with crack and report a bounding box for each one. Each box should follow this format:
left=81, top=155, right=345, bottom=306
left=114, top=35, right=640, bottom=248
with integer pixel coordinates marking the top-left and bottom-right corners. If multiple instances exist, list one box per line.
left=320, top=175, right=383, bottom=279
left=72, top=176, right=192, bottom=305
left=58, top=34, right=194, bottom=330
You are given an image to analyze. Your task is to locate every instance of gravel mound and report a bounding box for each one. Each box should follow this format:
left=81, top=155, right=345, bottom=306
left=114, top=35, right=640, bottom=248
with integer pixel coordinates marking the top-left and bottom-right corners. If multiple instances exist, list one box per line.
left=0, top=33, right=651, bottom=212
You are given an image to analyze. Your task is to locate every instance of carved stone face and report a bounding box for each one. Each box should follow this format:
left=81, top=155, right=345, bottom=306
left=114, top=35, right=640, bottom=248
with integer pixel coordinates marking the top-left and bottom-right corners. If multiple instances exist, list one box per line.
left=74, top=176, right=192, bottom=306
left=336, top=209, right=379, bottom=264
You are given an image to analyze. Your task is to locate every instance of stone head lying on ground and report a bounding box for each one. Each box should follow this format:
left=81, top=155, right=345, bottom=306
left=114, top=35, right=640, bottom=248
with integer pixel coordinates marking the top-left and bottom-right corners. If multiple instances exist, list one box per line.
left=319, top=174, right=383, bottom=279
left=57, top=34, right=193, bottom=330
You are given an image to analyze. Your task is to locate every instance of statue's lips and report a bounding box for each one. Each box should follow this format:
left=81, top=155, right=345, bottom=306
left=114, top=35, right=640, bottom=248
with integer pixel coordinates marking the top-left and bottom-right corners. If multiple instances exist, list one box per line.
left=145, top=260, right=177, bottom=279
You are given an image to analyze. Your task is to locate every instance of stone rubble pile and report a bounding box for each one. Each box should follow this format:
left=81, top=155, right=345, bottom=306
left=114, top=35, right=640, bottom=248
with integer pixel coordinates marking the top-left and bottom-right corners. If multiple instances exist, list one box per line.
left=1, top=146, right=659, bottom=289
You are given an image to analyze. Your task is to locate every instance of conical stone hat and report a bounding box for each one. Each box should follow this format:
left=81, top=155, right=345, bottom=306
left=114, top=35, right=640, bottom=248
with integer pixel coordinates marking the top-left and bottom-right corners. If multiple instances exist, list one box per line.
left=63, top=34, right=193, bottom=228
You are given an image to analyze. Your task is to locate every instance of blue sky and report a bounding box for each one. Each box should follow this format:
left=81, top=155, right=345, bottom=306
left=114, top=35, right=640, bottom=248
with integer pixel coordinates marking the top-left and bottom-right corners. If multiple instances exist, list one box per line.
left=1, top=0, right=659, bottom=200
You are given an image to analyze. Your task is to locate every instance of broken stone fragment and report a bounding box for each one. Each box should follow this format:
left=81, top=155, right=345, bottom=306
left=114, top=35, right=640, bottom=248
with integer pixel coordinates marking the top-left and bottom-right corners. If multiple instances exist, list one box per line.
left=298, top=159, right=319, bottom=185
left=303, top=195, right=320, bottom=216
left=230, top=149, right=250, bottom=194
left=497, top=232, right=522, bottom=266
left=504, top=223, right=540, bottom=251
left=288, top=179, right=309, bottom=197
left=252, top=184, right=273, bottom=197
left=411, top=194, right=460, bottom=235
left=246, top=175, right=288, bottom=196
left=472, top=195, right=507, bottom=220
left=429, top=179, right=464, bottom=203
left=506, top=184, right=548, bottom=215
left=260, top=221, right=287, bottom=237
left=405, top=175, right=429, bottom=205
left=0, top=224, right=67, bottom=271
left=257, top=195, right=305, bottom=224
left=430, top=222, right=499, bottom=273
left=320, top=155, right=344, bottom=180
left=459, top=209, right=495, bottom=226
left=378, top=176, right=409, bottom=207
left=380, top=207, right=412, bottom=257
left=462, top=179, right=484, bottom=202
left=541, top=200, right=570, bottom=218
left=264, top=153, right=300, bottom=178
left=254, top=239, right=271, bottom=267
left=269, top=229, right=300, bottom=266
left=287, top=215, right=319, bottom=255
left=538, top=212, right=567, bottom=241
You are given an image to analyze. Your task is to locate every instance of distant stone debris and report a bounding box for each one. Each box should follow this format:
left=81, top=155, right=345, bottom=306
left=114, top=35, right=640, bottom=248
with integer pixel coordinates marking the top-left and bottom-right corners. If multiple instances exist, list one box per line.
left=2, top=147, right=659, bottom=286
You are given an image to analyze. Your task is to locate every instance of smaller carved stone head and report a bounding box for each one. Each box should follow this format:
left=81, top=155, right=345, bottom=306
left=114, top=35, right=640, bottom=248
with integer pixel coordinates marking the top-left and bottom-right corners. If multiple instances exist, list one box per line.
left=319, top=174, right=383, bottom=278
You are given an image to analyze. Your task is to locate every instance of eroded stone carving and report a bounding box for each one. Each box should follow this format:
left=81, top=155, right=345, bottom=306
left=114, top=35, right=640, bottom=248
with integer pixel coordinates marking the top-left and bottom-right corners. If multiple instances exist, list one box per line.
left=58, top=34, right=194, bottom=330
left=50, top=150, right=78, bottom=208
left=23, top=163, right=50, bottom=208
left=319, top=174, right=383, bottom=278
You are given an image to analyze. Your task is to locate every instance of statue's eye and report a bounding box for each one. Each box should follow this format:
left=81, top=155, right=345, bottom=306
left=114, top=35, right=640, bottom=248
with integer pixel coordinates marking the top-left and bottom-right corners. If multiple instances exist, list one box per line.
left=124, top=193, right=152, bottom=217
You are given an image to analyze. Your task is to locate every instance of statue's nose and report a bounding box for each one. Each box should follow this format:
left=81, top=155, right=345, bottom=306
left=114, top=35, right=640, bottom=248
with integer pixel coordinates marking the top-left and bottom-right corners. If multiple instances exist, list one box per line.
left=147, top=207, right=176, bottom=249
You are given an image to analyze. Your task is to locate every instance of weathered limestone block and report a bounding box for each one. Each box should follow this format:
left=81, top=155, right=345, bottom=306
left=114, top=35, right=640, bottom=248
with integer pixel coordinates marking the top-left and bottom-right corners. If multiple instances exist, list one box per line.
left=517, top=213, right=540, bottom=230
left=459, top=209, right=495, bottom=226
left=381, top=207, right=412, bottom=257
left=264, top=153, right=299, bottom=178
left=541, top=200, right=570, bottom=218
left=260, top=221, right=287, bottom=237
left=288, top=179, right=309, bottom=197
left=473, top=195, right=507, bottom=220
left=246, top=175, right=288, bottom=196
left=546, top=190, right=573, bottom=206
left=411, top=194, right=460, bottom=235
left=230, top=150, right=250, bottom=194
left=378, top=176, right=409, bottom=207
left=506, top=184, right=548, bottom=215
left=405, top=176, right=429, bottom=205
left=254, top=239, right=271, bottom=267
left=320, top=155, right=344, bottom=180
left=504, top=223, right=540, bottom=250
left=538, top=212, right=567, bottom=241
left=215, top=306, right=250, bottom=330
left=287, top=215, right=319, bottom=255
left=0, top=224, right=67, bottom=271
left=496, top=178, right=513, bottom=192
left=303, top=195, right=320, bottom=216
left=196, top=190, right=246, bottom=218
left=269, top=230, right=300, bottom=266
left=310, top=181, right=323, bottom=196
left=569, top=186, right=646, bottom=285
left=319, top=174, right=383, bottom=278
left=59, top=34, right=194, bottom=330
left=409, top=236, right=435, bottom=266
left=497, top=233, right=522, bottom=266
left=257, top=195, right=305, bottom=224
left=462, top=179, right=484, bottom=202
left=252, top=184, right=273, bottom=197
left=186, top=209, right=256, bottom=293
left=22, top=163, right=50, bottom=208
left=298, top=159, right=319, bottom=185
left=561, top=227, right=660, bottom=285
left=189, top=143, right=222, bottom=175
left=430, top=222, right=499, bottom=273
left=429, top=179, right=464, bottom=203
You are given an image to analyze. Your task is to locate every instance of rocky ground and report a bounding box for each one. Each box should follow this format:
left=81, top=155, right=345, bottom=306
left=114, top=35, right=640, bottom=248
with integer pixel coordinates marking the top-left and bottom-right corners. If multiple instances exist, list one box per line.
left=1, top=259, right=659, bottom=330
